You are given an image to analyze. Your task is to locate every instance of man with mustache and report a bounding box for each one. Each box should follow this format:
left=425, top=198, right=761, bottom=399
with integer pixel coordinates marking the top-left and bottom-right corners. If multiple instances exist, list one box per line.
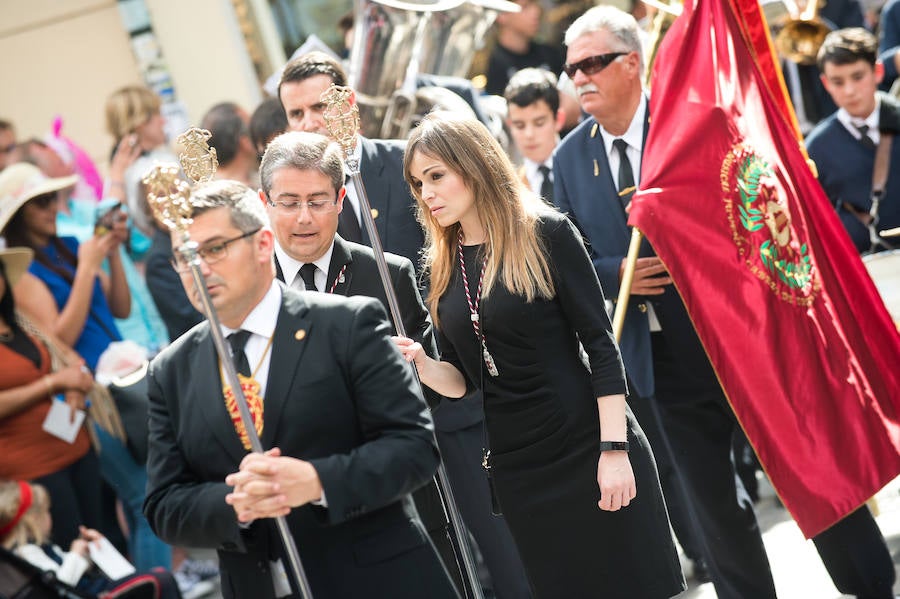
left=552, top=6, right=777, bottom=598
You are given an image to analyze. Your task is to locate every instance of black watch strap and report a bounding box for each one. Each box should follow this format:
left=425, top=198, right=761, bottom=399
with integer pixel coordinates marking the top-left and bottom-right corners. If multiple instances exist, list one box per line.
left=599, top=441, right=630, bottom=452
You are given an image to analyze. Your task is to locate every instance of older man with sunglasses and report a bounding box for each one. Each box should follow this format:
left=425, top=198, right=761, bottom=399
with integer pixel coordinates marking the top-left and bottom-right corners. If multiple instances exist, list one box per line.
left=552, top=6, right=778, bottom=599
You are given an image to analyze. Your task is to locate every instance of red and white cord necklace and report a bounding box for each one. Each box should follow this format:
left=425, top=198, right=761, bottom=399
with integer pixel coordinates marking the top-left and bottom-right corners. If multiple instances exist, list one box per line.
left=325, top=264, right=348, bottom=294
left=457, top=228, right=499, bottom=377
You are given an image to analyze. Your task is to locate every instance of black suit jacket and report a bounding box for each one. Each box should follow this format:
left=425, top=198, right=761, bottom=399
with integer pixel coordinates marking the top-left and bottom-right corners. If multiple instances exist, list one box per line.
left=357, top=137, right=426, bottom=272
left=276, top=236, right=484, bottom=431
left=144, top=288, right=454, bottom=598
left=553, top=113, right=716, bottom=400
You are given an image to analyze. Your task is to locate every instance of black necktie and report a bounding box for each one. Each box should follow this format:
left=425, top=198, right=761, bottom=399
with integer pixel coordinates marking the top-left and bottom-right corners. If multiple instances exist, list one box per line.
left=854, top=124, right=876, bottom=151
left=538, top=165, right=554, bottom=203
left=227, top=330, right=252, bottom=377
left=612, top=138, right=635, bottom=206
left=297, top=263, right=318, bottom=292
left=338, top=177, right=363, bottom=243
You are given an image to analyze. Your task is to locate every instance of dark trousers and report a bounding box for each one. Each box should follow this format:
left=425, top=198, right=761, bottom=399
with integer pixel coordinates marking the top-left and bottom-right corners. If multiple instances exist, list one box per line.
left=437, top=423, right=532, bottom=599
left=651, top=333, right=777, bottom=599
left=33, top=451, right=103, bottom=548
left=413, top=479, right=464, bottom=596
left=813, top=505, right=896, bottom=598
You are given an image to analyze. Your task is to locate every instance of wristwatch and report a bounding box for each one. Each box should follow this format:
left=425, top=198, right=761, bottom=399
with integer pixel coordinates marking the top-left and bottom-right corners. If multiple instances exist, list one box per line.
left=599, top=441, right=630, bottom=452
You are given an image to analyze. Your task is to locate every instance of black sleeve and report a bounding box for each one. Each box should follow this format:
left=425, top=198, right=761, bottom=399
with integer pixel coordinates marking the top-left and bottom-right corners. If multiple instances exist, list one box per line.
left=544, top=214, right=629, bottom=399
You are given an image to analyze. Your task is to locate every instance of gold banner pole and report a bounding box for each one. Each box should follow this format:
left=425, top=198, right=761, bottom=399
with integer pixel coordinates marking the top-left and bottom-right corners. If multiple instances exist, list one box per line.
left=612, top=227, right=644, bottom=343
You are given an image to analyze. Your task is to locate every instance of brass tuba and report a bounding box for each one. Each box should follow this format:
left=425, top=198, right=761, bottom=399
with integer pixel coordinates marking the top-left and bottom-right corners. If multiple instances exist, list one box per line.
left=348, top=0, right=518, bottom=139
left=772, top=0, right=831, bottom=65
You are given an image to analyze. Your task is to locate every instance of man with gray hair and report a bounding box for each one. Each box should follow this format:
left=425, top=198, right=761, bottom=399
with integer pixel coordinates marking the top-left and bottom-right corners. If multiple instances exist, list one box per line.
left=552, top=6, right=777, bottom=598
left=143, top=178, right=457, bottom=598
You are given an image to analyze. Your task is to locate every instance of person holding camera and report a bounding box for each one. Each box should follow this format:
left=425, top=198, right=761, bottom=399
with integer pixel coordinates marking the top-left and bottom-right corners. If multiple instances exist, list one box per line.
left=0, top=163, right=171, bottom=573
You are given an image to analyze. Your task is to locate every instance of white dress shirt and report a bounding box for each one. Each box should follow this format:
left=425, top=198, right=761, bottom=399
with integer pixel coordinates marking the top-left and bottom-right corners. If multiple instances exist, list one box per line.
left=597, top=96, right=661, bottom=331
left=220, top=281, right=282, bottom=397
left=523, top=157, right=554, bottom=193
left=274, top=240, right=335, bottom=292
left=837, top=97, right=881, bottom=146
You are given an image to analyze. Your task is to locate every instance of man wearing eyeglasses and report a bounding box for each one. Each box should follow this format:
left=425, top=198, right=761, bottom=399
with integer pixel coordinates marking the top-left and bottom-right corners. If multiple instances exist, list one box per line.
left=552, top=6, right=778, bottom=599
left=144, top=178, right=458, bottom=599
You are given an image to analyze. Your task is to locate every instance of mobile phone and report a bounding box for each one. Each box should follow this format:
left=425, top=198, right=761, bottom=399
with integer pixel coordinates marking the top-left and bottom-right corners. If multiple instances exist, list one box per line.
left=94, top=202, right=124, bottom=236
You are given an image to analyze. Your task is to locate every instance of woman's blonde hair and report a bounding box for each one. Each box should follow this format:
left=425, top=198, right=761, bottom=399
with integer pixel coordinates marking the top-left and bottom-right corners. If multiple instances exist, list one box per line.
left=403, top=112, right=555, bottom=323
left=105, top=85, right=161, bottom=141
left=0, top=481, right=50, bottom=548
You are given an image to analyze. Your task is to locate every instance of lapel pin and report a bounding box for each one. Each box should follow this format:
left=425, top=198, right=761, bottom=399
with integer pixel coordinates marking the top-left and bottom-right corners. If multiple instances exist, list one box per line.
left=593, top=159, right=599, bottom=177
left=338, top=273, right=345, bottom=284
left=294, top=329, right=306, bottom=341
left=590, top=123, right=599, bottom=138
left=370, top=208, right=379, bottom=219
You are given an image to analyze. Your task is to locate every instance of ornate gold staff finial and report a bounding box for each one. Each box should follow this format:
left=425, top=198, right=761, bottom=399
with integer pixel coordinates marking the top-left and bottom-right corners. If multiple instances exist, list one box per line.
left=176, top=127, right=219, bottom=184
left=321, top=85, right=360, bottom=161
left=142, top=164, right=193, bottom=233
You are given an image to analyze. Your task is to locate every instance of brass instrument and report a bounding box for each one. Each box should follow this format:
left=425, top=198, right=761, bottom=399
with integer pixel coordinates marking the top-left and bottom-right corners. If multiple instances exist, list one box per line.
left=642, top=0, right=683, bottom=87
left=772, top=0, right=831, bottom=65
left=348, top=0, right=518, bottom=139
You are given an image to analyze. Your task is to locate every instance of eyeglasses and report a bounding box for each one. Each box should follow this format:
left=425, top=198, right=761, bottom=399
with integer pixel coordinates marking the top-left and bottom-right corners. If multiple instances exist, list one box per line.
left=266, top=198, right=338, bottom=214
left=562, top=52, right=628, bottom=78
left=170, top=227, right=261, bottom=272
left=28, top=192, right=58, bottom=210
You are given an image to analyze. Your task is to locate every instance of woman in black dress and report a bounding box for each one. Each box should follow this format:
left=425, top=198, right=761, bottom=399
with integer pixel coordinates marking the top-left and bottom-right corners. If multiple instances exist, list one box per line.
left=396, top=112, right=684, bottom=598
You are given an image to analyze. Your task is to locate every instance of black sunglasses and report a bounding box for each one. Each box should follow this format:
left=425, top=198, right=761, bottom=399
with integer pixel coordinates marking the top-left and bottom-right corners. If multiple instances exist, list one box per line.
left=563, top=52, right=628, bottom=78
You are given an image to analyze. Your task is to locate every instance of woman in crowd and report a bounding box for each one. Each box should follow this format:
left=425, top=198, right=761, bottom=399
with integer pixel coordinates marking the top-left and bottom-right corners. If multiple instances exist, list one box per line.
left=395, top=112, right=684, bottom=598
left=0, top=164, right=170, bottom=572
left=0, top=246, right=98, bottom=547
left=104, top=85, right=176, bottom=252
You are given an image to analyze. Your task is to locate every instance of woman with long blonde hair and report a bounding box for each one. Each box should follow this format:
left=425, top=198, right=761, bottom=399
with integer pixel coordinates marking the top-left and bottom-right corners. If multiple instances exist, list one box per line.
left=397, top=112, right=683, bottom=598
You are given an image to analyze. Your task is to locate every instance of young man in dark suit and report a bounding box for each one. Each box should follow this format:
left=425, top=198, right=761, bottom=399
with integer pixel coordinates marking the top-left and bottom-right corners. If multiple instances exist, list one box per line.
left=808, top=27, right=900, bottom=254
left=259, top=131, right=532, bottom=599
left=277, top=51, right=425, bottom=271
left=143, top=179, right=457, bottom=599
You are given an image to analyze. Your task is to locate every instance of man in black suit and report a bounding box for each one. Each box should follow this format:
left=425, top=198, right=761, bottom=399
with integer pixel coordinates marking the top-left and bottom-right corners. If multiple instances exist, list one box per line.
left=277, top=51, right=425, bottom=270
left=553, top=7, right=776, bottom=598
left=143, top=179, right=457, bottom=599
left=259, top=130, right=532, bottom=599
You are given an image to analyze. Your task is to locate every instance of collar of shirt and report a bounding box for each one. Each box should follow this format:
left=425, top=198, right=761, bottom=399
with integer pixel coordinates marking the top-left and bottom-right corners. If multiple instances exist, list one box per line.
left=220, top=281, right=282, bottom=397
left=341, top=140, right=364, bottom=222
left=837, top=96, right=881, bottom=144
left=523, top=157, right=554, bottom=193
left=274, top=239, right=335, bottom=292
left=599, top=94, right=647, bottom=183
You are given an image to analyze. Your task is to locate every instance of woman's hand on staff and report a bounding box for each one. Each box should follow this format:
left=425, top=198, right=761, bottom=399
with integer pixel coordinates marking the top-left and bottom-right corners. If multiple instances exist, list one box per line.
left=391, top=335, right=427, bottom=369
left=390, top=335, right=469, bottom=399
left=597, top=451, right=636, bottom=511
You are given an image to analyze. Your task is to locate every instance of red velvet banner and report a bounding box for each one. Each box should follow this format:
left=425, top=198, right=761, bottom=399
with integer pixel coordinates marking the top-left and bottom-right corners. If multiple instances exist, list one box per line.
left=631, top=0, right=900, bottom=537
